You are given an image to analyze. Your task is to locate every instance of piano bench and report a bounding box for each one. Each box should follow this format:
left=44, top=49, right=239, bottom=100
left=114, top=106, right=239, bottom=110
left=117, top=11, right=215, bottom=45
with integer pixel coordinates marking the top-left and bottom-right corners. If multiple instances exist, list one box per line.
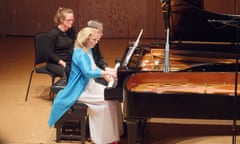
left=55, top=102, right=88, bottom=143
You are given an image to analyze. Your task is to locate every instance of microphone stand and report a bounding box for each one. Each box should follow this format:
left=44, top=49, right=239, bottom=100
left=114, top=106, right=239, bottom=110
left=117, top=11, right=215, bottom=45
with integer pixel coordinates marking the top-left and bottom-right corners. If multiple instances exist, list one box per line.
left=160, top=0, right=171, bottom=72
left=233, top=2, right=238, bottom=142
left=233, top=22, right=240, bottom=144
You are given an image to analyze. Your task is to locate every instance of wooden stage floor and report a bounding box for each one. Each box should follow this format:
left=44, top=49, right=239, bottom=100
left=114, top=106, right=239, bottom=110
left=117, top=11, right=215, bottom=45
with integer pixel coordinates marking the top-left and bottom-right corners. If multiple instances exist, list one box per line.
left=0, top=36, right=240, bottom=144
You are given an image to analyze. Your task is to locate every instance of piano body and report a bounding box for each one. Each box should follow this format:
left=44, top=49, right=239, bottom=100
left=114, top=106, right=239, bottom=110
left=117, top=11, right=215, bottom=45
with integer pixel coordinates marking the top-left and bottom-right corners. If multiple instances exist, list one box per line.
left=104, top=0, right=240, bottom=143
left=124, top=72, right=240, bottom=143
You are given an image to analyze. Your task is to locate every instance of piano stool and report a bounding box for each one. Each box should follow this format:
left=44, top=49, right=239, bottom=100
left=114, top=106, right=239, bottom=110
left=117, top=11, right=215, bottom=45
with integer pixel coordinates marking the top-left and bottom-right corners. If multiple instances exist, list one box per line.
left=51, top=82, right=89, bottom=143
left=55, top=101, right=88, bottom=143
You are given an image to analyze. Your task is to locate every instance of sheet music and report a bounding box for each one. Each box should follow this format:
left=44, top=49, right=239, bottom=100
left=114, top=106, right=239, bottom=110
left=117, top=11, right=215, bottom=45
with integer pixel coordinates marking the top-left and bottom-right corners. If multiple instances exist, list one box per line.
left=122, top=29, right=144, bottom=67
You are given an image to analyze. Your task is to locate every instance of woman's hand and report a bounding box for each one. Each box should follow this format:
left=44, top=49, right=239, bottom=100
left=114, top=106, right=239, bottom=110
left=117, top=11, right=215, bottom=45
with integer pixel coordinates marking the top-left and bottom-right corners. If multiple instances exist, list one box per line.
left=103, top=74, right=113, bottom=82
left=105, top=67, right=117, bottom=79
left=102, top=69, right=117, bottom=81
left=58, top=59, right=66, bottom=67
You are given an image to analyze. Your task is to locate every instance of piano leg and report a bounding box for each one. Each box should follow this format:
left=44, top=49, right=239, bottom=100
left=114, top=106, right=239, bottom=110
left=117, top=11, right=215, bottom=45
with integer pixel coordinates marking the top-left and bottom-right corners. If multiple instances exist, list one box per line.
left=125, top=118, right=147, bottom=144
left=125, top=118, right=138, bottom=144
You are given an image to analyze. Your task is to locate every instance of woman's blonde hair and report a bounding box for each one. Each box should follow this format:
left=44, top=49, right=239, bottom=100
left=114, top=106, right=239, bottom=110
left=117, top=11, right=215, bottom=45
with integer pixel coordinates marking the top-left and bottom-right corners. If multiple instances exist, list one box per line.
left=74, top=27, right=98, bottom=48
left=53, top=7, right=74, bottom=25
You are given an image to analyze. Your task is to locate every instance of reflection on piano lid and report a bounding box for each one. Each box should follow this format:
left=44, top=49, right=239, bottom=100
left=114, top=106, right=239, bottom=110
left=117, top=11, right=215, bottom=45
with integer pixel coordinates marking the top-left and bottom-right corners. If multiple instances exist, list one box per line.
left=169, top=0, right=240, bottom=43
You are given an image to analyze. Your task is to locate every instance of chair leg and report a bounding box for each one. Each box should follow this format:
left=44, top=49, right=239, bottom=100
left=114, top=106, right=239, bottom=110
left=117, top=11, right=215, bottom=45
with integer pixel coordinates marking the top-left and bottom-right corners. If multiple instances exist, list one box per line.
left=49, top=77, right=55, bottom=99
left=25, top=70, right=34, bottom=102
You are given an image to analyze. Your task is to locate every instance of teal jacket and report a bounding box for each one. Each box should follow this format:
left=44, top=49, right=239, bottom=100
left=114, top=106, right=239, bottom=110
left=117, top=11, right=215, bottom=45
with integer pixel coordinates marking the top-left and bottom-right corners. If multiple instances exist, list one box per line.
left=48, top=48, right=101, bottom=127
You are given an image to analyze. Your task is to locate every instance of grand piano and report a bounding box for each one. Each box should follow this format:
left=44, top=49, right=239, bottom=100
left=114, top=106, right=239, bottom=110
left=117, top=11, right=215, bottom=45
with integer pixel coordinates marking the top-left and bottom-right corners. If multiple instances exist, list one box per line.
left=104, top=0, right=240, bottom=143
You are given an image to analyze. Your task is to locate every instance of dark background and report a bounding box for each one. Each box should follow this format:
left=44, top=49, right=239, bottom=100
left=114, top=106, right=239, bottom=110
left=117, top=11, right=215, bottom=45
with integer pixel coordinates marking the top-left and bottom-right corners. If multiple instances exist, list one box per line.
left=0, top=0, right=239, bottom=38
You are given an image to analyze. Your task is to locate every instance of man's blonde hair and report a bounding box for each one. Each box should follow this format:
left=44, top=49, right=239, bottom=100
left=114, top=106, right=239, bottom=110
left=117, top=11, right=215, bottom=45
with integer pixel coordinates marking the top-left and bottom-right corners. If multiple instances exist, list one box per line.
left=87, top=20, right=103, bottom=31
left=74, top=27, right=98, bottom=48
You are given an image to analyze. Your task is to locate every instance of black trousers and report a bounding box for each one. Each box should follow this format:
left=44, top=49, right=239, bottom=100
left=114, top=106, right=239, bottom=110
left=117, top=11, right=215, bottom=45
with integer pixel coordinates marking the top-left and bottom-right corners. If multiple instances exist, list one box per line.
left=47, top=63, right=70, bottom=79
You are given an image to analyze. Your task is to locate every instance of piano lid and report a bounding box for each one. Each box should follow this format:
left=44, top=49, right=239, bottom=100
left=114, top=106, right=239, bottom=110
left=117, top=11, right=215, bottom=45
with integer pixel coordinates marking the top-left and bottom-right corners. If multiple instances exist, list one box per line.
left=161, top=0, right=240, bottom=43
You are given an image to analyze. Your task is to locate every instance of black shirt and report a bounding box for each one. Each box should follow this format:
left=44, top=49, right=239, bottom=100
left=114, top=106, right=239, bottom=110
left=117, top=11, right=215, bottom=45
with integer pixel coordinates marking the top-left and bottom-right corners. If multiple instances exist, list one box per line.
left=48, top=27, right=76, bottom=64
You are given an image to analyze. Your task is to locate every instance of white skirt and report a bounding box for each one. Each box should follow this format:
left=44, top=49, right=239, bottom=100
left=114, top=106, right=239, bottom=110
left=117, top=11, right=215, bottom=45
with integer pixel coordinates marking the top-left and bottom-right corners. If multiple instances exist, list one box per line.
left=78, top=79, right=123, bottom=144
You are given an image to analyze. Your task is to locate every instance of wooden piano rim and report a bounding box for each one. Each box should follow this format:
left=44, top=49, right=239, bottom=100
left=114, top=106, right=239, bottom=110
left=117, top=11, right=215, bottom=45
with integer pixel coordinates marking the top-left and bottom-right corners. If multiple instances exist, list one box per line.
left=125, top=72, right=240, bottom=95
